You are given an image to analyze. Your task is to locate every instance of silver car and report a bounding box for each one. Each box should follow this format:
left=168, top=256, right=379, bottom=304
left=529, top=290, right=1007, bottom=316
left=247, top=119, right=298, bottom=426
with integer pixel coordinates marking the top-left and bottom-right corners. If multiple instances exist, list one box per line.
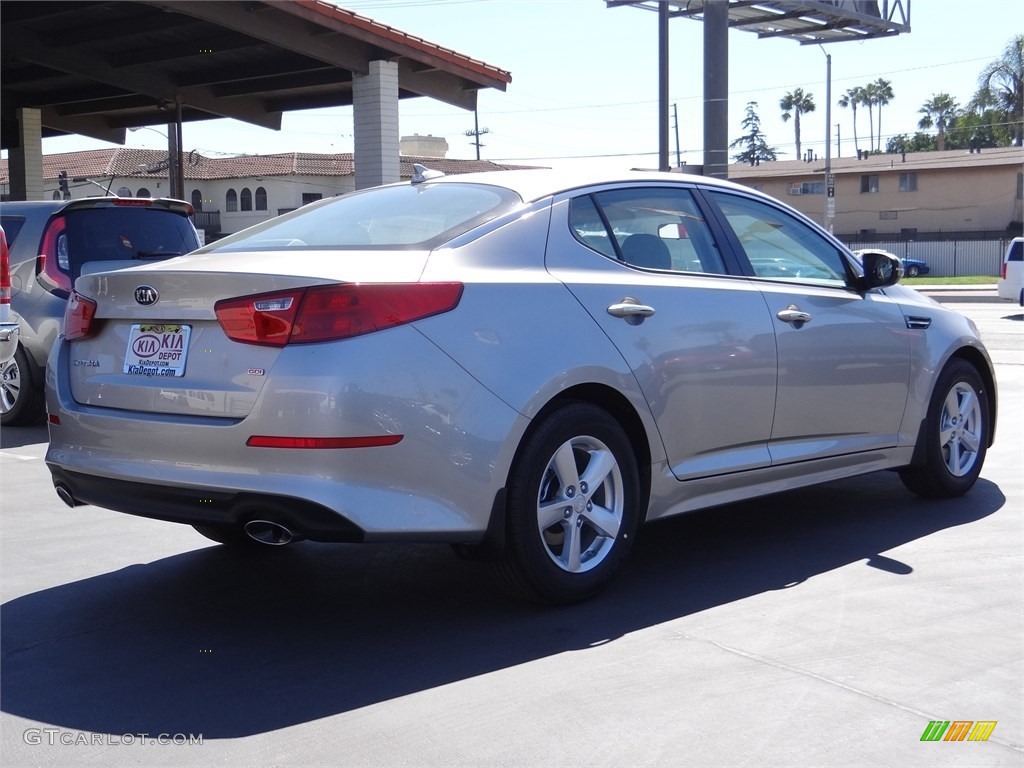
left=45, top=169, right=997, bottom=603
left=1, top=197, right=200, bottom=424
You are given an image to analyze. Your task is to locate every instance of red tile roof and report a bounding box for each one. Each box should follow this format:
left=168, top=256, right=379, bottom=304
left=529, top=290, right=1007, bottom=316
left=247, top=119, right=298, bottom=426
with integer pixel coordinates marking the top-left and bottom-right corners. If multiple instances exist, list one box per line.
left=1, top=148, right=532, bottom=184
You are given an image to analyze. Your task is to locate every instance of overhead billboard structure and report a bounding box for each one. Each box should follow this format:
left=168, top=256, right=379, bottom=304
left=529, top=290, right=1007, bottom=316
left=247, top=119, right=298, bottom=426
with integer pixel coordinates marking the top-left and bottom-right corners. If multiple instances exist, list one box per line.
left=608, top=0, right=910, bottom=179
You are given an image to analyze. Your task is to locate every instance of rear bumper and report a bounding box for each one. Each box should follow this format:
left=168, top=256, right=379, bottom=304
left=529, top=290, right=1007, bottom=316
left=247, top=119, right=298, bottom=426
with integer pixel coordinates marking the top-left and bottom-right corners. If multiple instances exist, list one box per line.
left=45, top=329, right=528, bottom=542
left=48, top=466, right=367, bottom=542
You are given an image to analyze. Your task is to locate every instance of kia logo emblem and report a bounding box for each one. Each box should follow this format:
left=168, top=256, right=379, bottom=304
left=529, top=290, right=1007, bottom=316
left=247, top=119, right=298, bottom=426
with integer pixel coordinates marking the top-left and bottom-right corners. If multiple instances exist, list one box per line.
left=134, top=286, right=159, bottom=305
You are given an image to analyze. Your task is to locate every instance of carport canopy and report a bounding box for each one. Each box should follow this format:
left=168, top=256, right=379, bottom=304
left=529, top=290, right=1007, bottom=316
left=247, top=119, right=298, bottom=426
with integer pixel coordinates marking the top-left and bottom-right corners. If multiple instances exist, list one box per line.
left=1, top=0, right=511, bottom=197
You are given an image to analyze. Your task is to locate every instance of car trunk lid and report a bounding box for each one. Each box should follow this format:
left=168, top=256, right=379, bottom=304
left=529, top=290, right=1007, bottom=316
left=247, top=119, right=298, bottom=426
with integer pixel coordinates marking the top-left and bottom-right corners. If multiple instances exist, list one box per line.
left=66, top=249, right=430, bottom=417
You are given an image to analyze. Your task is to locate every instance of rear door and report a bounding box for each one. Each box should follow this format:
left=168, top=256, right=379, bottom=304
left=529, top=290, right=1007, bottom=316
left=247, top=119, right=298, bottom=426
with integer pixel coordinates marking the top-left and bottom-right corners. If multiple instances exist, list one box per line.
left=545, top=185, right=778, bottom=481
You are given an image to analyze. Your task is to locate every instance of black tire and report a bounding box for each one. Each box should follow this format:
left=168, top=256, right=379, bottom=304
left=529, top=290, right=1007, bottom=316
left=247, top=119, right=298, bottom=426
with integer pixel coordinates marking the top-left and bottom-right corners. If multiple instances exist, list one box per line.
left=905, top=264, right=920, bottom=278
left=0, top=345, right=45, bottom=426
left=492, top=403, right=641, bottom=604
left=899, top=359, right=989, bottom=498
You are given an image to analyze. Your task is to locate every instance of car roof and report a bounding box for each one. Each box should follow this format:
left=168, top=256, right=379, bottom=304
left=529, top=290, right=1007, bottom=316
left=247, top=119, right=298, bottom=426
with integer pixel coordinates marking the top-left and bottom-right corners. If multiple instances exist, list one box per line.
left=414, top=167, right=761, bottom=204
left=0, top=197, right=193, bottom=216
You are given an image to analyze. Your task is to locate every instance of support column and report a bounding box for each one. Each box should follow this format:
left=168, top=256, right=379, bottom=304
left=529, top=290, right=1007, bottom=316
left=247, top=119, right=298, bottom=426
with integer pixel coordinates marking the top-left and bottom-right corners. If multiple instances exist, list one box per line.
left=353, top=60, right=400, bottom=190
left=703, top=0, right=729, bottom=180
left=658, top=2, right=670, bottom=172
left=8, top=108, right=44, bottom=201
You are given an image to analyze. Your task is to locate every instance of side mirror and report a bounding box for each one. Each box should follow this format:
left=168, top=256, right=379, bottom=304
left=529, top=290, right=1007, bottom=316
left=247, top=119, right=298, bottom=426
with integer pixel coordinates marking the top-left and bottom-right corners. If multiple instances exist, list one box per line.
left=859, top=250, right=903, bottom=290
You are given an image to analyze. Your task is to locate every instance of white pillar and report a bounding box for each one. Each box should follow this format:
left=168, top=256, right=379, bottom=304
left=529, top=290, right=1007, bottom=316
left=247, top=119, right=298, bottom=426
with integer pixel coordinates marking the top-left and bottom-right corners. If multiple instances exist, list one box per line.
left=353, top=60, right=400, bottom=190
left=9, top=108, right=45, bottom=201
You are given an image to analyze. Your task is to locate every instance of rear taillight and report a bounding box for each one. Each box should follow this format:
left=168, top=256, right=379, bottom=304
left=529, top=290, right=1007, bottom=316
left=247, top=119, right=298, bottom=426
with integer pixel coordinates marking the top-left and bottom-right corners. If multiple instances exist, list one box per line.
left=64, top=290, right=98, bottom=340
left=36, top=215, right=72, bottom=297
left=215, top=283, right=463, bottom=347
left=1003, top=263, right=1008, bottom=280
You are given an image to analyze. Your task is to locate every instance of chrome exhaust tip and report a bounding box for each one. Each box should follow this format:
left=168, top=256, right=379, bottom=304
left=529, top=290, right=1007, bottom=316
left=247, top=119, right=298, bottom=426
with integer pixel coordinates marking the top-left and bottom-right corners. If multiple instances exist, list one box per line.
left=243, top=519, right=295, bottom=546
left=54, top=484, right=78, bottom=508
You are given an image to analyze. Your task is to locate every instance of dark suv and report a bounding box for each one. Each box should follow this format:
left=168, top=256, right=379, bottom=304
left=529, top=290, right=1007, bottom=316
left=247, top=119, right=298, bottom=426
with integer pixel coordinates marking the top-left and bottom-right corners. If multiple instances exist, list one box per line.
left=0, top=197, right=200, bottom=425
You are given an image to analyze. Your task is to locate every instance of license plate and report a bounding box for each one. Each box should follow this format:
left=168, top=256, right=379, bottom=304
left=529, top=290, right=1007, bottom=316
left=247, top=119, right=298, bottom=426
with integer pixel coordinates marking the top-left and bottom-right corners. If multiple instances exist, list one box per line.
left=124, top=323, right=191, bottom=377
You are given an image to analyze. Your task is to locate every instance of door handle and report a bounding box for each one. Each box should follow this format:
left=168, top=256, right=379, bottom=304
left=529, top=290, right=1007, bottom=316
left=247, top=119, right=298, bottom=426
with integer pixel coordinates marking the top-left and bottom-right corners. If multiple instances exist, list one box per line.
left=607, top=298, right=655, bottom=325
left=777, top=305, right=812, bottom=326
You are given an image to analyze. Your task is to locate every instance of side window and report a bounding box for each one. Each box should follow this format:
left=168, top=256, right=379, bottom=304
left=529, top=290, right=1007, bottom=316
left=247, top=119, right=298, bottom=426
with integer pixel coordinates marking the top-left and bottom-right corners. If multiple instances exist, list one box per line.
left=570, top=188, right=726, bottom=274
left=569, top=195, right=617, bottom=259
left=707, top=191, right=848, bottom=286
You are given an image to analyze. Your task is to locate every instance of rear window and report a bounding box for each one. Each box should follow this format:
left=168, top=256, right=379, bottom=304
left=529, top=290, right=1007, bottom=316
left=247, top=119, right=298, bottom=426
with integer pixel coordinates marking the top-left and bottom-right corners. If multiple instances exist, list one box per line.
left=0, top=216, right=26, bottom=246
left=202, top=182, right=522, bottom=253
left=1007, top=239, right=1023, bottom=262
left=60, top=207, right=200, bottom=281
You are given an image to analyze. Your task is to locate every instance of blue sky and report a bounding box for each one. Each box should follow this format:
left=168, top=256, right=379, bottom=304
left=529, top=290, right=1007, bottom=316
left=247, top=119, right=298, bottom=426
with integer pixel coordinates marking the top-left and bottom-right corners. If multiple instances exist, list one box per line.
left=39, top=0, right=1020, bottom=169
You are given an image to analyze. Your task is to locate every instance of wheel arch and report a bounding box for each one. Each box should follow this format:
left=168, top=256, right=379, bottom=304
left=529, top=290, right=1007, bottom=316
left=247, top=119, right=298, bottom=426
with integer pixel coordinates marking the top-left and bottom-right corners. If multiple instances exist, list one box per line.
left=520, top=383, right=654, bottom=520
left=908, top=348, right=997, bottom=470
left=947, top=346, right=997, bottom=447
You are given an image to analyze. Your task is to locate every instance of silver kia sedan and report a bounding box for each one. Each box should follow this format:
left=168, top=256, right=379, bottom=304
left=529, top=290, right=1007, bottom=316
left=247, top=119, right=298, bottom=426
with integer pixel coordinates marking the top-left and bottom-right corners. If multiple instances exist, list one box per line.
left=45, top=168, right=997, bottom=603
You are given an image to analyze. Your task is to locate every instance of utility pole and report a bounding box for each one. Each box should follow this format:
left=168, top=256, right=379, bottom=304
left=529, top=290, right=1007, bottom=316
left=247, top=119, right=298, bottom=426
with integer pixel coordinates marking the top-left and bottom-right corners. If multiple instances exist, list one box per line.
left=673, top=103, right=682, bottom=169
left=822, top=49, right=834, bottom=233
left=464, top=109, right=490, bottom=161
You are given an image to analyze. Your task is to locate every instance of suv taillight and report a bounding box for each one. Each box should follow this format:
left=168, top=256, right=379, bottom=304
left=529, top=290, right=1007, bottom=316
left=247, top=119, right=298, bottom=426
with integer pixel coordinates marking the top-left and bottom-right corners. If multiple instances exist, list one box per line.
left=1003, top=262, right=1008, bottom=280
left=214, top=283, right=464, bottom=347
left=36, top=215, right=72, bottom=297
left=64, top=290, right=98, bottom=340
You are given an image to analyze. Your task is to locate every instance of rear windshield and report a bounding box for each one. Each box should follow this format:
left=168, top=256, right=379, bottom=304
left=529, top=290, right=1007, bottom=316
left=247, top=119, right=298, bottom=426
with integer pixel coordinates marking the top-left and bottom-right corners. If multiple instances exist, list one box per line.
left=62, top=207, right=200, bottom=280
left=1008, top=239, right=1023, bottom=262
left=201, top=182, right=523, bottom=253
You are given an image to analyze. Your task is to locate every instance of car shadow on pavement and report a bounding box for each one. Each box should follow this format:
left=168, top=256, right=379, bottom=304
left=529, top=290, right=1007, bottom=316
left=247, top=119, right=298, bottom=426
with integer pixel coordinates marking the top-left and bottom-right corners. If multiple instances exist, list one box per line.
left=0, top=471, right=1004, bottom=739
left=0, top=423, right=48, bottom=450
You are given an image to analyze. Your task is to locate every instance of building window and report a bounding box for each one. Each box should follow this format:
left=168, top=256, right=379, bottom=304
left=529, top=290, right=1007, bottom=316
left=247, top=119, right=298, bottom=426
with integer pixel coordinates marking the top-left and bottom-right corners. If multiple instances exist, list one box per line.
left=860, top=175, right=879, bottom=194
left=117, top=186, right=132, bottom=198
left=226, top=189, right=237, bottom=212
left=136, top=188, right=150, bottom=198
left=790, top=181, right=825, bottom=195
left=301, top=193, right=322, bottom=206
left=240, top=188, right=252, bottom=211
left=255, top=187, right=267, bottom=211
left=52, top=190, right=62, bottom=200
left=879, top=211, right=898, bottom=221
left=191, top=189, right=203, bottom=211
left=899, top=172, right=917, bottom=192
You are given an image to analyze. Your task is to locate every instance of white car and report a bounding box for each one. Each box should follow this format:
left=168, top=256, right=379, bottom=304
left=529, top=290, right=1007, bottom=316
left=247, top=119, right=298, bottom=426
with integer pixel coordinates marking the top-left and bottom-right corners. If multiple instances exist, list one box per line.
left=997, top=237, right=1023, bottom=305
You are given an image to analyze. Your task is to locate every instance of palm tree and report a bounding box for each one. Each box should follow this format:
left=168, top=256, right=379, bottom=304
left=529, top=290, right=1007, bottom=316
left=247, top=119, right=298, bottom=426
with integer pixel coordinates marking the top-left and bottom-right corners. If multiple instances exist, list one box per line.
left=918, top=93, right=960, bottom=151
left=838, top=86, right=866, bottom=155
left=977, top=34, right=1024, bottom=146
left=862, top=82, right=880, bottom=154
left=779, top=88, right=816, bottom=159
left=871, top=78, right=894, bottom=152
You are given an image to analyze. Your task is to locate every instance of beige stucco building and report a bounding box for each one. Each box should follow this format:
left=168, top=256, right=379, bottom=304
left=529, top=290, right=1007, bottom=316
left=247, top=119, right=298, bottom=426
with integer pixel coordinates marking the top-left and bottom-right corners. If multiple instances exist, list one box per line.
left=729, top=147, right=1023, bottom=238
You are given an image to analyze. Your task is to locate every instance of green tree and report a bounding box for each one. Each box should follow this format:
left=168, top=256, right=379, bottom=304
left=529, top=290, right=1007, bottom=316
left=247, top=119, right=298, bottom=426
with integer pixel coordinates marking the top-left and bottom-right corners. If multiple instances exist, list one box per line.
left=730, top=102, right=779, bottom=164
left=918, top=93, right=959, bottom=151
left=779, top=88, right=815, bottom=159
left=976, top=34, right=1024, bottom=146
left=838, top=86, right=866, bottom=155
left=886, top=132, right=937, bottom=153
